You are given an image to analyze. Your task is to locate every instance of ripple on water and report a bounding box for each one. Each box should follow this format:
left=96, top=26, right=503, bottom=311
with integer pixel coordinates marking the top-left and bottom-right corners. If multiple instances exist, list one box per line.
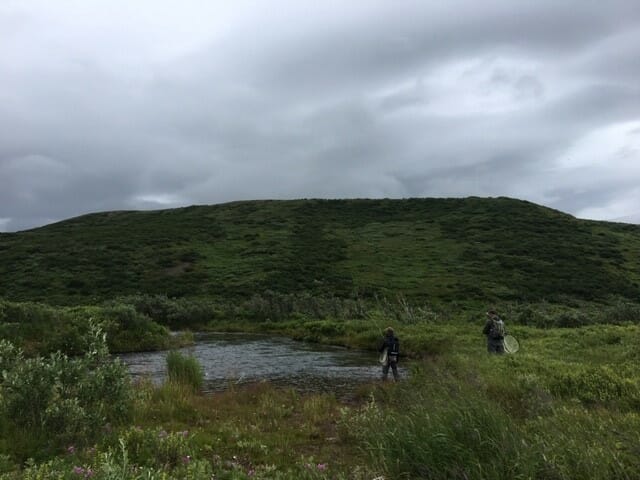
left=117, top=332, right=408, bottom=398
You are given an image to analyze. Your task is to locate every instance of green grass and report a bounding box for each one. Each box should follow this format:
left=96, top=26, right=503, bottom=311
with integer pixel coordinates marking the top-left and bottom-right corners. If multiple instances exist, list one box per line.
left=3, top=314, right=640, bottom=478
left=166, top=351, right=204, bottom=392
left=1, top=197, right=639, bottom=306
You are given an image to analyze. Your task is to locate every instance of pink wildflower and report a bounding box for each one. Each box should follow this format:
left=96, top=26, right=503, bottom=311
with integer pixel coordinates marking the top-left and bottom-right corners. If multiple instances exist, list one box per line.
left=317, top=463, right=328, bottom=471
left=67, top=446, right=76, bottom=455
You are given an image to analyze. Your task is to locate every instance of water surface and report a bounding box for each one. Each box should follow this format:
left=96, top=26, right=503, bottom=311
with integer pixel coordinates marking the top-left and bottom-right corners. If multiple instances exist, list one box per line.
left=119, top=332, right=406, bottom=398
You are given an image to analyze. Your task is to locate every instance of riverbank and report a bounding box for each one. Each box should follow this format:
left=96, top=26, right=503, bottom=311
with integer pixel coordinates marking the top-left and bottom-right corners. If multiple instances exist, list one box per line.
left=3, top=297, right=640, bottom=478
left=3, top=322, right=640, bottom=479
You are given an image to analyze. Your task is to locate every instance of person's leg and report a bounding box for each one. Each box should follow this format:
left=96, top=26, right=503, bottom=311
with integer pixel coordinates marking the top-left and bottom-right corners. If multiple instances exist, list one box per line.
left=488, top=339, right=500, bottom=353
left=496, top=341, right=505, bottom=354
left=390, top=361, right=399, bottom=381
left=382, top=363, right=390, bottom=380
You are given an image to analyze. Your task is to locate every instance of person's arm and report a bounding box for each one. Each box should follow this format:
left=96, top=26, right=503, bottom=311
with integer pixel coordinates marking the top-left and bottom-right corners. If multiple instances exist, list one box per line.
left=482, top=319, right=491, bottom=335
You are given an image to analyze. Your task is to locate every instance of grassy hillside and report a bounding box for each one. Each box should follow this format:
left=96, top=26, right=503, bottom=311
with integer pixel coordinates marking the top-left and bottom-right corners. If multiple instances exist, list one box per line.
left=1, top=197, right=639, bottom=305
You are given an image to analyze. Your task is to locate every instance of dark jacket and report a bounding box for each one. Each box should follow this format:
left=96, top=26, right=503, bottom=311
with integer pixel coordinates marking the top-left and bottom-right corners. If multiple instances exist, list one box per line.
left=379, top=335, right=400, bottom=357
left=483, top=316, right=506, bottom=339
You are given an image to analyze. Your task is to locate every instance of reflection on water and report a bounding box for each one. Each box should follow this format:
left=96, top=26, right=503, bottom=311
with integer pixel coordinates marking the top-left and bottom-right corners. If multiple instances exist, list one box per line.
left=118, top=332, right=407, bottom=398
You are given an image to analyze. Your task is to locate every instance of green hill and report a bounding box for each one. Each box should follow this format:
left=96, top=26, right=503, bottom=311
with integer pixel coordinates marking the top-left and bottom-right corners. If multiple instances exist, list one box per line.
left=1, top=197, right=639, bottom=305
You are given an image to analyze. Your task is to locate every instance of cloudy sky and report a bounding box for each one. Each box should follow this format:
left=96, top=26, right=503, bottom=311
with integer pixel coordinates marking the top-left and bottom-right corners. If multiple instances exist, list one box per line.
left=1, top=0, right=639, bottom=232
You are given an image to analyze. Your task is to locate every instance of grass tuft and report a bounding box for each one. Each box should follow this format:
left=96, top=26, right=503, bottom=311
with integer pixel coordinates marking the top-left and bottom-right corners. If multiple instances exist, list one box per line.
left=166, top=350, right=204, bottom=393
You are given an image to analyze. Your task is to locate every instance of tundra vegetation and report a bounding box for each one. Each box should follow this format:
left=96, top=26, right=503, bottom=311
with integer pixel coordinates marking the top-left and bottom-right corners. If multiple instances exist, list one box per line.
left=1, top=198, right=640, bottom=478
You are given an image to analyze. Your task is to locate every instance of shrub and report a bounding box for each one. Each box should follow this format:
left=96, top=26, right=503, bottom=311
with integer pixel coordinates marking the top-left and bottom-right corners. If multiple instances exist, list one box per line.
left=602, top=301, right=640, bottom=324
left=553, top=311, right=593, bottom=328
left=120, top=427, right=192, bottom=469
left=115, top=294, right=221, bottom=328
left=0, top=323, right=133, bottom=459
left=100, top=303, right=172, bottom=353
left=0, top=299, right=175, bottom=356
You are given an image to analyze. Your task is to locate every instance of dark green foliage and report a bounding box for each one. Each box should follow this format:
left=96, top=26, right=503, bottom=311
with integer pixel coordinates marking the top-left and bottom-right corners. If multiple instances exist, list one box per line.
left=0, top=324, right=133, bottom=460
left=114, top=294, right=222, bottom=329
left=503, top=301, right=640, bottom=329
left=0, top=299, right=175, bottom=355
left=0, top=198, right=639, bottom=306
left=261, top=202, right=353, bottom=295
left=100, top=302, right=174, bottom=353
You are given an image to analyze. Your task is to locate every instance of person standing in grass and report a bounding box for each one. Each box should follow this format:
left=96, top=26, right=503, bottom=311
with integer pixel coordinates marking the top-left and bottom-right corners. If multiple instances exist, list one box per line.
left=483, top=309, right=506, bottom=354
left=379, top=326, right=400, bottom=381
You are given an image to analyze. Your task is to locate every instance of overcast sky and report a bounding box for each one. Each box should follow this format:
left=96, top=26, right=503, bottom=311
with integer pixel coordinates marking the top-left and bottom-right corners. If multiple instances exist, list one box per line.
left=1, top=0, right=639, bottom=232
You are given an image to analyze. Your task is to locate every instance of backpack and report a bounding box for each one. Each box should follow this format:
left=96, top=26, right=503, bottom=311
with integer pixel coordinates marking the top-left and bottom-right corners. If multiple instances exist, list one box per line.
left=489, top=318, right=505, bottom=339
left=388, top=337, right=400, bottom=356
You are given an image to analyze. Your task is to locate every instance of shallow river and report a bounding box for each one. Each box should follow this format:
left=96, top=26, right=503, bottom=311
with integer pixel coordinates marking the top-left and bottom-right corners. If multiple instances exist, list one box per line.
left=118, top=332, right=407, bottom=398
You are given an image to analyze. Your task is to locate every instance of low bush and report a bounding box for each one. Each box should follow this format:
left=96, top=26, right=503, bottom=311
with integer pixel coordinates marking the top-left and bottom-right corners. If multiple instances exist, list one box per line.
left=601, top=301, right=640, bottom=324
left=0, top=323, right=133, bottom=460
left=100, top=303, right=173, bottom=352
left=0, top=299, right=181, bottom=355
left=119, top=427, right=193, bottom=469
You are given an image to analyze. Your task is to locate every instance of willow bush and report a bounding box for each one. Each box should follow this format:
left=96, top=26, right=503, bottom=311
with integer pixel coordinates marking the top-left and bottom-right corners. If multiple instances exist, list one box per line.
left=0, top=324, right=133, bottom=460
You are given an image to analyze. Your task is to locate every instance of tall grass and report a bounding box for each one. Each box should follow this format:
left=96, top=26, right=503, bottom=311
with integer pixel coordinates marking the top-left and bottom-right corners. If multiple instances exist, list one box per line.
left=340, top=353, right=640, bottom=480
left=343, top=376, right=535, bottom=479
left=166, top=351, right=203, bottom=392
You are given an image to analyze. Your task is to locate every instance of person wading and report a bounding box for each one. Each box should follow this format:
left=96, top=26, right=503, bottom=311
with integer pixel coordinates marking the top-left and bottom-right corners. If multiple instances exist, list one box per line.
left=379, top=326, right=400, bottom=381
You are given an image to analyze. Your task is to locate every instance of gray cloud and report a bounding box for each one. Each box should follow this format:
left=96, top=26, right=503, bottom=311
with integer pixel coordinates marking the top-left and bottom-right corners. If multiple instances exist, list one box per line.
left=1, top=0, right=639, bottom=232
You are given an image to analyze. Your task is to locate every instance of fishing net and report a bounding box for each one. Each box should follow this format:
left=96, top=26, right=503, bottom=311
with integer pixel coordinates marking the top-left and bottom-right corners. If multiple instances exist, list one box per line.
left=379, top=348, right=388, bottom=365
left=504, top=335, right=519, bottom=354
